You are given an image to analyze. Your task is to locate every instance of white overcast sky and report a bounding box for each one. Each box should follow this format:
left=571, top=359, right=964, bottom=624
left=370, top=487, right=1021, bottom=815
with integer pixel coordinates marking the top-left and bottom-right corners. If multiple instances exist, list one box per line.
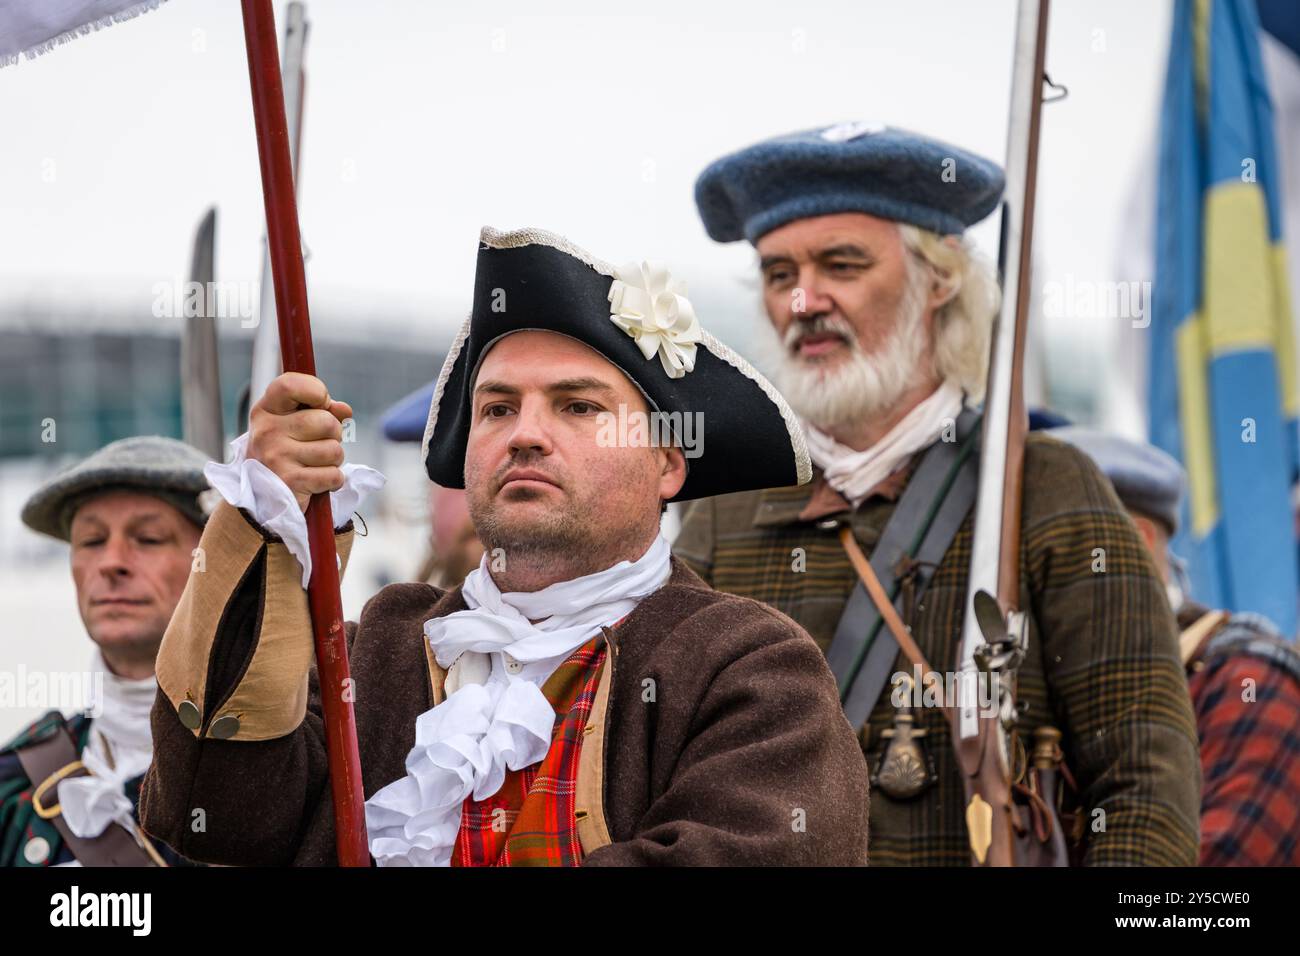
left=0, top=0, right=1170, bottom=357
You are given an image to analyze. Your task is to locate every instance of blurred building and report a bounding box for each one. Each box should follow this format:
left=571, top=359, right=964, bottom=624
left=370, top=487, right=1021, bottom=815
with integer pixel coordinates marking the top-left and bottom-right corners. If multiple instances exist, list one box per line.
left=0, top=307, right=441, bottom=461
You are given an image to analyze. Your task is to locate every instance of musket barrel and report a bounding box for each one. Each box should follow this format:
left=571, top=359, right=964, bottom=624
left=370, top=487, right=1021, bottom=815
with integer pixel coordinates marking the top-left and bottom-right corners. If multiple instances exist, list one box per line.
left=957, top=0, right=1049, bottom=742
left=953, top=0, right=1052, bottom=868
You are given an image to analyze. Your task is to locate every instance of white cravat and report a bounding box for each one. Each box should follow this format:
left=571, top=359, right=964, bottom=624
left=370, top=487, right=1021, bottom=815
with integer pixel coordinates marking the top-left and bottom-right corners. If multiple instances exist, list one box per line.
left=804, top=382, right=965, bottom=508
left=57, top=650, right=157, bottom=842
left=364, top=535, right=672, bottom=867
left=204, top=432, right=387, bottom=588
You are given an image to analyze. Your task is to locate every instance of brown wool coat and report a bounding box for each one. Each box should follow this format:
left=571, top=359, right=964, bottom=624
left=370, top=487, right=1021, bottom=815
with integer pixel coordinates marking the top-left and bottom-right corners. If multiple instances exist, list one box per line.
left=139, top=502, right=870, bottom=866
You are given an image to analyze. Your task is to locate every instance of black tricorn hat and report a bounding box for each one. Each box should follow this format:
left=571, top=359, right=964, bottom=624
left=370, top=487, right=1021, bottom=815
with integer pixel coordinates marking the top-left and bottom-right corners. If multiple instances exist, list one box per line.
left=422, top=226, right=810, bottom=501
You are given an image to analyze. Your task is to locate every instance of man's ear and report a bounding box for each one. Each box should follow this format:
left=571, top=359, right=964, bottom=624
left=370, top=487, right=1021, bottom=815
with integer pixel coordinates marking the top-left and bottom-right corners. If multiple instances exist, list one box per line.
left=658, top=445, right=687, bottom=502
left=927, top=267, right=960, bottom=312
left=926, top=236, right=963, bottom=311
left=1128, top=511, right=1167, bottom=559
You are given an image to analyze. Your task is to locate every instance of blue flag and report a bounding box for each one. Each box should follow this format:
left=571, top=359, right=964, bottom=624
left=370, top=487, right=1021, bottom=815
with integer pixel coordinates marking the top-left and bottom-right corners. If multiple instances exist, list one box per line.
left=1150, top=0, right=1299, bottom=637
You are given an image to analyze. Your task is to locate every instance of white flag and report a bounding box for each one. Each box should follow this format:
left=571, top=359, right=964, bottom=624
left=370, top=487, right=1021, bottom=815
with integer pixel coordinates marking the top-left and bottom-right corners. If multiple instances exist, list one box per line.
left=0, top=0, right=168, bottom=68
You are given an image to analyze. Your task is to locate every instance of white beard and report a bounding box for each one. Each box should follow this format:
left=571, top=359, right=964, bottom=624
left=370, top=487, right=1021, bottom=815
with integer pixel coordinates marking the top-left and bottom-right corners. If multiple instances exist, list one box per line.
left=755, top=272, right=930, bottom=433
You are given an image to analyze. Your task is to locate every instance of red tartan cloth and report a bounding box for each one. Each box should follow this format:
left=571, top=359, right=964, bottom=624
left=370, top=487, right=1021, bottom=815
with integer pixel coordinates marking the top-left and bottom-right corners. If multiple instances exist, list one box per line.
left=1189, top=653, right=1300, bottom=866
left=450, top=638, right=607, bottom=867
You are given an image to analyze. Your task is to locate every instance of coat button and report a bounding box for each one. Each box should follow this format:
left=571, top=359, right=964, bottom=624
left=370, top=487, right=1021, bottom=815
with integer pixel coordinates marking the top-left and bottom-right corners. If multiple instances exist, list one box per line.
left=177, top=700, right=201, bottom=730
left=504, top=654, right=522, bottom=675
left=208, top=715, right=241, bottom=739
left=23, top=836, right=50, bottom=864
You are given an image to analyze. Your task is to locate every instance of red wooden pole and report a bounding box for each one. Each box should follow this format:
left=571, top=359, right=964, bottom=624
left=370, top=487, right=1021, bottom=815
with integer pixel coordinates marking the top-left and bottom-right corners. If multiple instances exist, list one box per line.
left=239, top=0, right=369, bottom=867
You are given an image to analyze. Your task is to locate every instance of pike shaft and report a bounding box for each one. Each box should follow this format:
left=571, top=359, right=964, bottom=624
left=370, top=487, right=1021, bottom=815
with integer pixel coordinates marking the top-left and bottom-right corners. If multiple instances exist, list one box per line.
left=239, top=0, right=369, bottom=867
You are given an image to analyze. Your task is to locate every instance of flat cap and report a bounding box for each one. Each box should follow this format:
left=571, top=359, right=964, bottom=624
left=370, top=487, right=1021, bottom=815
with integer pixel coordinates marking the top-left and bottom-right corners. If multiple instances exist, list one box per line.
left=695, top=122, right=1006, bottom=243
left=1050, top=426, right=1186, bottom=534
left=21, top=435, right=214, bottom=541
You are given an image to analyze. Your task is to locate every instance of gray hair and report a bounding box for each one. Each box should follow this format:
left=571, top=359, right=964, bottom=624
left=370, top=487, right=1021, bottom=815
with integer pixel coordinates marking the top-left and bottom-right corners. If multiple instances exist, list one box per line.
left=898, top=223, right=1000, bottom=403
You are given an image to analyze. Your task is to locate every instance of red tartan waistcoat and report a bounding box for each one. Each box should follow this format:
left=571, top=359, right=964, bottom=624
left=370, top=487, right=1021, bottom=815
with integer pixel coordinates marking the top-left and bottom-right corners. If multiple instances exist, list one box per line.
left=450, top=637, right=607, bottom=867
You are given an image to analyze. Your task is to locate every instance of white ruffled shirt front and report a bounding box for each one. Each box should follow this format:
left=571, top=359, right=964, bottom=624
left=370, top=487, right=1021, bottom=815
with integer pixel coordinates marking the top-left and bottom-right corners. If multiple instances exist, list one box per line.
left=200, top=434, right=671, bottom=865
left=364, top=535, right=672, bottom=867
left=204, top=432, right=387, bottom=587
left=56, top=651, right=157, bottom=851
left=803, top=382, right=965, bottom=508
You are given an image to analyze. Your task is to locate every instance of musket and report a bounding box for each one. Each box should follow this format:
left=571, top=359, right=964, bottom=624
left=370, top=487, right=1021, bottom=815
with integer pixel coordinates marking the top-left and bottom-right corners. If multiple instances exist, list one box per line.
left=954, top=0, right=1052, bottom=867
left=180, top=206, right=224, bottom=461
left=248, top=1, right=309, bottom=422
left=239, top=0, right=368, bottom=866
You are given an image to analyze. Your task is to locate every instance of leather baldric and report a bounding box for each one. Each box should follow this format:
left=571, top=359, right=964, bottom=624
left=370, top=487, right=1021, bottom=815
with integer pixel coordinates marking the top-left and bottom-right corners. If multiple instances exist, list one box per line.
left=825, top=408, right=982, bottom=730
left=15, top=725, right=161, bottom=867
left=841, top=503, right=1074, bottom=866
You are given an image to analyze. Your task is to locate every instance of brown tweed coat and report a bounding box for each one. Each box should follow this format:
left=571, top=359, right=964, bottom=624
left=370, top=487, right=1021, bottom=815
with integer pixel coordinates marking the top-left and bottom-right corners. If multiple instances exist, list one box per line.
left=673, top=431, right=1201, bottom=866
left=139, top=502, right=870, bottom=866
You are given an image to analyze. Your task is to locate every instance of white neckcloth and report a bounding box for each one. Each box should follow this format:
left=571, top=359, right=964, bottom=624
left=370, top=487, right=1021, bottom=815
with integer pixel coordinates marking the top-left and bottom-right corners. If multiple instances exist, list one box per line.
left=57, top=650, right=157, bottom=841
left=803, top=382, right=965, bottom=508
left=363, top=535, right=672, bottom=867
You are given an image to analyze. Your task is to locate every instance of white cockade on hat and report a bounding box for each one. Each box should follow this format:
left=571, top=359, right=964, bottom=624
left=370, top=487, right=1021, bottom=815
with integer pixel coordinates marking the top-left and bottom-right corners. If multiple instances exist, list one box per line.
left=608, top=260, right=702, bottom=379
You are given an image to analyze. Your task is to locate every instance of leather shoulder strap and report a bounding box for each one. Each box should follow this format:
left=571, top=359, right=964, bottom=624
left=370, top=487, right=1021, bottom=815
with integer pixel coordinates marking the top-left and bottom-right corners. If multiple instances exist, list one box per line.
left=14, top=724, right=158, bottom=867
left=1179, top=609, right=1229, bottom=667
left=828, top=408, right=982, bottom=729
